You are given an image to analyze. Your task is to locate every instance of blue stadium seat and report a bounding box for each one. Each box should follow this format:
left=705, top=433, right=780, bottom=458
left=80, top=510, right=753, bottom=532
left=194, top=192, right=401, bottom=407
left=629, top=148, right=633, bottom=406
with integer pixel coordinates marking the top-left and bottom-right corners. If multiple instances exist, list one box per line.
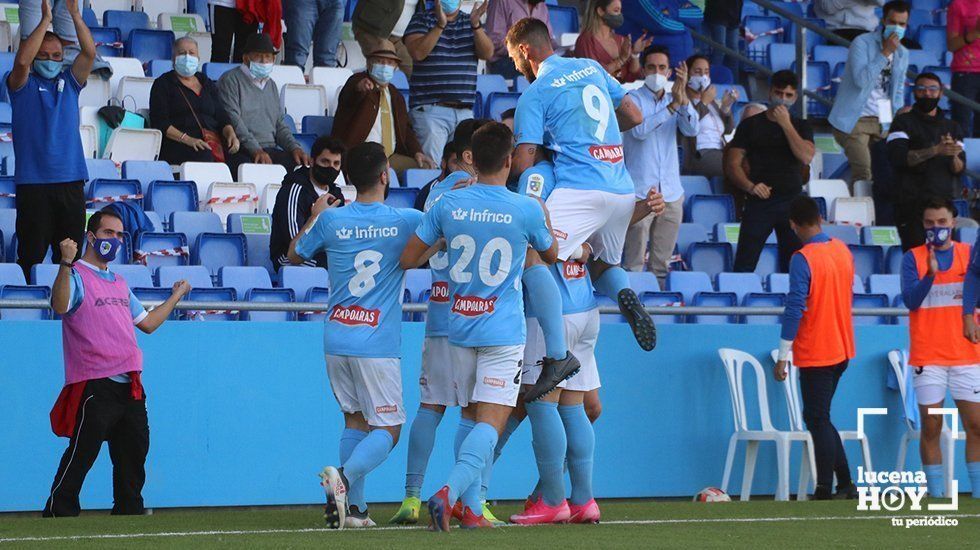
left=767, top=43, right=795, bottom=72
left=302, top=286, right=330, bottom=322
left=203, top=62, right=238, bottom=81
left=869, top=274, right=901, bottom=303
left=954, top=199, right=970, bottom=218
left=800, top=18, right=828, bottom=54
left=103, top=11, right=149, bottom=45
left=0, top=176, right=13, bottom=208
left=406, top=268, right=432, bottom=302
left=812, top=45, right=848, bottom=71
left=0, top=262, right=24, bottom=286
left=886, top=244, right=904, bottom=274
left=676, top=222, right=709, bottom=257
left=392, top=70, right=409, bottom=90
left=242, top=288, right=296, bottom=321
left=9, top=234, right=52, bottom=264
left=686, top=242, right=733, bottom=277
left=911, top=0, right=943, bottom=10
left=112, top=264, right=153, bottom=288
left=194, top=233, right=247, bottom=275
left=717, top=272, right=763, bottom=303
left=132, top=287, right=176, bottom=317
left=126, top=29, right=175, bottom=64
left=301, top=115, right=334, bottom=137
left=148, top=60, right=174, bottom=77
left=83, top=7, right=99, bottom=28
left=0, top=102, right=10, bottom=125
left=85, top=158, right=119, bottom=183
left=122, top=160, right=173, bottom=189
left=159, top=265, right=213, bottom=288
left=548, top=5, right=580, bottom=36
left=386, top=187, right=418, bottom=209
left=741, top=292, right=785, bottom=324
left=170, top=212, right=223, bottom=252
left=853, top=293, right=890, bottom=325
left=893, top=294, right=909, bottom=326
left=908, top=48, right=942, bottom=73
left=709, top=64, right=734, bottom=85
left=477, top=74, right=508, bottom=99
left=31, top=264, right=60, bottom=288
left=666, top=271, right=712, bottom=303
left=958, top=226, right=979, bottom=244
left=908, top=9, right=936, bottom=36
left=849, top=244, right=885, bottom=278
left=685, top=194, right=734, bottom=225
left=147, top=181, right=198, bottom=226
left=793, top=61, right=831, bottom=117
left=484, top=92, right=521, bottom=121
left=405, top=169, right=441, bottom=189
left=145, top=212, right=163, bottom=233
left=90, top=26, right=123, bottom=58
left=183, top=287, right=237, bottom=321
left=135, top=232, right=188, bottom=269
left=292, top=133, right=317, bottom=154
left=743, top=16, right=783, bottom=71
left=627, top=271, right=660, bottom=295
left=853, top=273, right=867, bottom=294
left=643, top=291, right=684, bottom=324
left=680, top=175, right=712, bottom=197
left=767, top=272, right=789, bottom=294
left=514, top=76, right=531, bottom=92
left=228, top=213, right=274, bottom=275
left=186, top=0, right=212, bottom=30
left=219, top=266, right=272, bottom=297
left=861, top=225, right=901, bottom=246
left=822, top=223, right=860, bottom=245
left=692, top=291, right=737, bottom=324
left=0, top=285, right=51, bottom=320
left=280, top=266, right=328, bottom=301
left=754, top=243, right=781, bottom=276
left=87, top=179, right=142, bottom=208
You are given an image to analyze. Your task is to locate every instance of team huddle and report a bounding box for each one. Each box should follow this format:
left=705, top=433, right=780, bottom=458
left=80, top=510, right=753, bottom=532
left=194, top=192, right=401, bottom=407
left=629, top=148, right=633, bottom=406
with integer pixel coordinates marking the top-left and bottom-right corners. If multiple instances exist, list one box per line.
left=285, top=18, right=658, bottom=531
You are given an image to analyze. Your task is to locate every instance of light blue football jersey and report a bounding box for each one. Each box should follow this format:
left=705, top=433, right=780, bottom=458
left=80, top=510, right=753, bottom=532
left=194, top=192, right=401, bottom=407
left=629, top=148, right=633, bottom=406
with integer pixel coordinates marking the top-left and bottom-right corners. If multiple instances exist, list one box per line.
left=295, top=201, right=423, bottom=357
left=422, top=170, right=473, bottom=337
left=416, top=183, right=554, bottom=347
left=517, top=160, right=597, bottom=315
left=514, top=54, right=634, bottom=195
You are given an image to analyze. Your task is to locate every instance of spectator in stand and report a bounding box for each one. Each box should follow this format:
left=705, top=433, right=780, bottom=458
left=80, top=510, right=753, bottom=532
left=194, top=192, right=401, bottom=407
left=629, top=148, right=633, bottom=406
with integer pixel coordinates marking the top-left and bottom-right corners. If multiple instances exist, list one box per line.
left=210, top=0, right=259, bottom=63
left=827, top=0, right=910, bottom=190
left=815, top=0, right=885, bottom=42
left=726, top=71, right=815, bottom=273
left=703, top=0, right=742, bottom=78
left=682, top=54, right=737, bottom=179
left=622, top=46, right=698, bottom=286
left=413, top=141, right=456, bottom=211
left=404, top=0, right=492, bottom=163
left=500, top=107, right=516, bottom=132
left=8, top=0, right=94, bottom=280
left=486, top=0, right=557, bottom=79
left=354, top=0, right=419, bottom=77
left=887, top=72, right=965, bottom=251
left=219, top=34, right=311, bottom=175
left=18, top=0, right=108, bottom=75
left=948, top=0, right=980, bottom=137
left=332, top=40, right=435, bottom=172
left=150, top=37, right=241, bottom=167
left=576, top=0, right=651, bottom=83
left=270, top=136, right=346, bottom=271
left=283, top=0, right=344, bottom=69
left=621, top=0, right=702, bottom=66
left=723, top=102, right=769, bottom=220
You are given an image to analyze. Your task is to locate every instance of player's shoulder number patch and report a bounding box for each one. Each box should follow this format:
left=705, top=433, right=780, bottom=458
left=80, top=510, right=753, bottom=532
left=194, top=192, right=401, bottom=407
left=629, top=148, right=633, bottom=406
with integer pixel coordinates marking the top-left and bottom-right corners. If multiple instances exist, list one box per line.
left=526, top=173, right=545, bottom=198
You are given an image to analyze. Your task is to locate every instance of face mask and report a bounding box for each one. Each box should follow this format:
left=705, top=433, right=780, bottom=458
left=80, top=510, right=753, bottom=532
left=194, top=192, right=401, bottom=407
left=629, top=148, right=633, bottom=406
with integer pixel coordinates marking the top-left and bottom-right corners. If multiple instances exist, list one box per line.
left=883, top=24, right=906, bottom=41
left=369, top=63, right=395, bottom=85
left=925, top=227, right=951, bottom=248
left=174, top=54, right=199, bottom=77
left=33, top=59, right=61, bottom=80
left=645, top=73, right=668, bottom=93
left=440, top=0, right=460, bottom=13
left=770, top=96, right=797, bottom=108
left=312, top=164, right=340, bottom=187
left=914, top=96, right=940, bottom=113
left=602, top=13, right=624, bottom=29
left=92, top=237, right=122, bottom=262
left=689, top=75, right=711, bottom=92
left=248, top=61, right=273, bottom=80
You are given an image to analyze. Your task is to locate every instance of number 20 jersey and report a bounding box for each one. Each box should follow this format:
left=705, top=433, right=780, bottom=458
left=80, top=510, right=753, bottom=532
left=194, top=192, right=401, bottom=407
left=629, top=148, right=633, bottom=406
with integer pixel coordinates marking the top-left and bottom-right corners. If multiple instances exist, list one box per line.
left=295, top=201, right=423, bottom=358
left=416, top=184, right=554, bottom=348
left=513, top=54, right=634, bottom=196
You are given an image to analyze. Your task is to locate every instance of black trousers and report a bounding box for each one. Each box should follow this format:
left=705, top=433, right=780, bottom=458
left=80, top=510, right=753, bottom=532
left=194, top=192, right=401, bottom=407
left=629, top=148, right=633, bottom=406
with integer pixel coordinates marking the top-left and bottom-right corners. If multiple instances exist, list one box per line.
left=799, top=361, right=852, bottom=488
left=211, top=5, right=258, bottom=64
left=15, top=182, right=85, bottom=281
left=43, top=379, right=150, bottom=517
left=896, top=203, right=927, bottom=252
left=733, top=193, right=803, bottom=274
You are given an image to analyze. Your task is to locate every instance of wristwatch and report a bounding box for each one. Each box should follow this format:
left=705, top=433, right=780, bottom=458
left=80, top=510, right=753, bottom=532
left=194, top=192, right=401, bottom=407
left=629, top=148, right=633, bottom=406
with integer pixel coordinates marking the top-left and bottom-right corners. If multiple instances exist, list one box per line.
left=60, top=261, right=74, bottom=269
left=472, top=22, right=482, bottom=30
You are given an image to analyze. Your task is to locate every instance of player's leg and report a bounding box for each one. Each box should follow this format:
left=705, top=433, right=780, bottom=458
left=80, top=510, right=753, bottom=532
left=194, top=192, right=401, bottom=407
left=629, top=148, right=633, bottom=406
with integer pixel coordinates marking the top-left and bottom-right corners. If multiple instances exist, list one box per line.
left=913, top=366, right=948, bottom=497
left=950, top=366, right=980, bottom=497
left=584, top=389, right=602, bottom=423
left=827, top=363, right=855, bottom=498
left=320, top=355, right=361, bottom=528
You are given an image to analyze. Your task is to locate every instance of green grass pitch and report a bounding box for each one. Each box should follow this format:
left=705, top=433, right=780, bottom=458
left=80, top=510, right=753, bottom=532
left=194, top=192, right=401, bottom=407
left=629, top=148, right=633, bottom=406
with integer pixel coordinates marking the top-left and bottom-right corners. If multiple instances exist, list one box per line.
left=1, top=498, right=977, bottom=548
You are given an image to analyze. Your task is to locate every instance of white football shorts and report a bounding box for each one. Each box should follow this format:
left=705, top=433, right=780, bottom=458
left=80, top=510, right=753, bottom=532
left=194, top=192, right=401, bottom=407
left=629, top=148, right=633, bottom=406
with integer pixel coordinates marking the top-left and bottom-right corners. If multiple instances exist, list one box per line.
left=420, top=336, right=458, bottom=406
left=523, top=310, right=601, bottom=392
left=912, top=365, right=980, bottom=404
left=545, top=187, right=635, bottom=265
left=325, top=354, right=406, bottom=427
left=450, top=344, right=525, bottom=407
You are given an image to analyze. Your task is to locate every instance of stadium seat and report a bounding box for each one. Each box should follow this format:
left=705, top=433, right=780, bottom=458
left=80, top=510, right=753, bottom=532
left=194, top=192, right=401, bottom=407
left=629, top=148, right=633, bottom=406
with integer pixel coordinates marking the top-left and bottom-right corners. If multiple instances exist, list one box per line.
left=483, top=92, right=521, bottom=121
left=849, top=244, right=885, bottom=279
left=281, top=84, right=328, bottom=129
left=812, top=45, right=848, bottom=71
left=0, top=262, right=24, bottom=286
left=79, top=123, right=100, bottom=158
left=170, top=211, right=223, bottom=252
left=767, top=43, right=795, bottom=72
left=310, top=67, right=354, bottom=110
left=477, top=74, right=508, bottom=99
left=831, top=197, right=874, bottom=226
left=885, top=245, right=904, bottom=275
left=869, top=274, right=901, bottom=303
left=131, top=287, right=176, bottom=315
left=103, top=128, right=163, bottom=163
left=405, top=268, right=432, bottom=302
left=122, top=160, right=173, bottom=189
left=685, top=194, right=734, bottom=225
left=808, top=179, right=849, bottom=207
left=228, top=213, right=273, bottom=275
left=754, top=243, right=781, bottom=276
left=136, top=232, right=188, bottom=269
left=219, top=265, right=272, bottom=297
left=0, top=285, right=51, bottom=320
left=643, top=291, right=684, bottom=324
left=259, top=183, right=281, bottom=214
left=822, top=223, right=860, bottom=244
left=676, top=223, right=709, bottom=257
left=237, top=163, right=287, bottom=201
left=193, top=233, right=246, bottom=276
left=159, top=264, right=212, bottom=289
left=741, top=292, right=785, bottom=325
left=954, top=199, right=970, bottom=219
left=908, top=48, right=942, bottom=74
left=709, top=64, right=734, bottom=85
left=90, top=25, right=123, bottom=58
left=180, top=161, right=234, bottom=206
left=386, top=187, right=418, bottom=209
left=666, top=271, right=712, bottom=303
left=853, top=293, right=890, bottom=325
left=86, top=159, right=120, bottom=185
left=204, top=182, right=258, bottom=224
left=301, top=115, right=334, bottom=137
left=917, top=24, right=947, bottom=61
left=293, top=133, right=317, bottom=155
left=548, top=5, right=580, bottom=36
left=687, top=242, right=733, bottom=277
left=0, top=209, right=14, bottom=262
left=203, top=62, right=237, bottom=81
left=112, top=264, right=153, bottom=288
left=0, top=176, right=13, bottom=209
left=627, top=271, right=660, bottom=295
left=146, top=181, right=198, bottom=226
left=156, top=11, right=207, bottom=34
left=302, top=286, right=330, bottom=322
left=280, top=266, right=329, bottom=300
left=743, top=16, right=783, bottom=70
left=126, top=29, right=175, bottom=65
left=680, top=175, right=712, bottom=197
left=404, top=168, right=441, bottom=189
left=148, top=59, right=174, bottom=77
left=104, top=10, right=149, bottom=46
left=144, top=211, right=163, bottom=233
left=958, top=226, right=979, bottom=244
left=861, top=226, right=901, bottom=247
left=717, top=272, right=764, bottom=303
left=242, top=288, right=296, bottom=322
left=87, top=178, right=142, bottom=209
left=115, top=76, right=154, bottom=110
left=183, top=287, right=237, bottom=321
left=692, top=291, right=737, bottom=324
left=30, top=264, right=59, bottom=288
left=853, top=273, right=867, bottom=294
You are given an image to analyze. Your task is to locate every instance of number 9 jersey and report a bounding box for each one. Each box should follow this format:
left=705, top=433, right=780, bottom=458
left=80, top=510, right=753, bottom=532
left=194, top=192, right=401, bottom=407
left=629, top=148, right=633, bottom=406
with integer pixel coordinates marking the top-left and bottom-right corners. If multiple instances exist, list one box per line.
left=295, top=202, right=424, bottom=358
left=415, top=183, right=554, bottom=348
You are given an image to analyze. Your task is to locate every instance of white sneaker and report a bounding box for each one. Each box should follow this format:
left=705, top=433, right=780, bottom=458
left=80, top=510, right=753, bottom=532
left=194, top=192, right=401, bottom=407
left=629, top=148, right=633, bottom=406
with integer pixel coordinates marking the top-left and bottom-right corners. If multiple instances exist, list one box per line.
left=345, top=512, right=377, bottom=528
left=318, top=466, right=348, bottom=530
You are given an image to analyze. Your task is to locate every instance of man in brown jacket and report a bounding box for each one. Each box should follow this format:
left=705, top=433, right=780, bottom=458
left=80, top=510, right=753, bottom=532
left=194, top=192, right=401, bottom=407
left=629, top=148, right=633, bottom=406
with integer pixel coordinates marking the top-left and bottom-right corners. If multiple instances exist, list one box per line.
left=331, top=40, right=435, bottom=173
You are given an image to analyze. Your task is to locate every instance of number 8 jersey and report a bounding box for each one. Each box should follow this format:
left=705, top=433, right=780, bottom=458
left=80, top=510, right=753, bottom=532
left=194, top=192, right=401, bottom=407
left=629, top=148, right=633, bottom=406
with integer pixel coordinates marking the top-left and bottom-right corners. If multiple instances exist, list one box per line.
left=295, top=201, right=424, bottom=358
left=416, top=183, right=554, bottom=348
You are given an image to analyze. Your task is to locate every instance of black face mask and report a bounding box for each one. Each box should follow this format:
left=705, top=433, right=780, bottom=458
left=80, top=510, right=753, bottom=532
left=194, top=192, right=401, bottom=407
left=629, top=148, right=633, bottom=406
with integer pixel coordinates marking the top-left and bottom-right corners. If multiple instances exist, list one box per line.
left=602, top=13, right=624, bottom=29
left=311, top=165, right=340, bottom=186
left=914, top=97, right=940, bottom=113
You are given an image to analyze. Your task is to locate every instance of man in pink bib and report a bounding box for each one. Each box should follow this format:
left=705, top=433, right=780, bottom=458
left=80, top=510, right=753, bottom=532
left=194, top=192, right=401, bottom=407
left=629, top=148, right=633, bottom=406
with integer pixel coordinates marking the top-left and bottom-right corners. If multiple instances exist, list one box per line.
left=42, top=209, right=190, bottom=517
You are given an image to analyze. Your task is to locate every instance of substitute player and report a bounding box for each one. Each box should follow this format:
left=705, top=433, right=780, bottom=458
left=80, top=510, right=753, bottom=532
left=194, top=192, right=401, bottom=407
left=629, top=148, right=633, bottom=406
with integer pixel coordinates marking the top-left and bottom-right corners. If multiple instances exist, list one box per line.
left=288, top=142, right=425, bottom=529
left=908, top=198, right=980, bottom=498
left=506, top=17, right=657, bottom=353
left=401, top=122, right=558, bottom=531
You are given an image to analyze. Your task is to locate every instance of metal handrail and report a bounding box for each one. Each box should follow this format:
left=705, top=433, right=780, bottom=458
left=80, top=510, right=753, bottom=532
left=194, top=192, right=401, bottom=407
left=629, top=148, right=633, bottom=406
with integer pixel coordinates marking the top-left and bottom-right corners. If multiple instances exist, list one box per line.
left=0, top=299, right=910, bottom=317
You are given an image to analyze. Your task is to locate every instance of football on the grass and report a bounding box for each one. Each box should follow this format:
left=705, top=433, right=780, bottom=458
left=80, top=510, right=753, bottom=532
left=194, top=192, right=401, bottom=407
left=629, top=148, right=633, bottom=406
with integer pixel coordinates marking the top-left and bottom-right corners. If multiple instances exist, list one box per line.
left=694, top=487, right=731, bottom=502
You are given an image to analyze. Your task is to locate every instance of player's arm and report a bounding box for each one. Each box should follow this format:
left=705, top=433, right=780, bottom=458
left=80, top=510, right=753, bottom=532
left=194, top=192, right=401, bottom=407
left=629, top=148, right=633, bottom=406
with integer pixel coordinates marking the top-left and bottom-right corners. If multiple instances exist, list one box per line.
left=401, top=235, right=440, bottom=269
left=616, top=95, right=643, bottom=132
left=9, top=0, right=53, bottom=92
left=772, top=106, right=815, bottom=165
left=963, top=239, right=980, bottom=343
left=777, top=253, right=811, bottom=367
left=68, top=0, right=96, bottom=84
left=530, top=198, right=559, bottom=264
left=900, top=250, right=934, bottom=311
left=512, top=143, right=539, bottom=179
left=137, top=281, right=191, bottom=334
left=724, top=147, right=755, bottom=193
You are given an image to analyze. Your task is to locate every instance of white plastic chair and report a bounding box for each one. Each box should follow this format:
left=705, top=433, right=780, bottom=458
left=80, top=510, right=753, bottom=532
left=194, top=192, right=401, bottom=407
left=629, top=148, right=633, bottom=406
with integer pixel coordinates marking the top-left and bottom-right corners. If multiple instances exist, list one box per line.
left=258, top=182, right=281, bottom=214
left=281, top=84, right=327, bottom=131
left=0, top=4, right=19, bottom=43
left=718, top=348, right=816, bottom=501
left=206, top=182, right=258, bottom=224
left=0, top=19, right=13, bottom=52
left=103, top=128, right=162, bottom=163
left=808, top=179, right=851, bottom=209
left=106, top=57, right=146, bottom=97
left=888, top=349, right=963, bottom=497
left=832, top=197, right=875, bottom=227
left=853, top=179, right=873, bottom=198
left=79, top=125, right=98, bottom=159
left=115, top=76, right=155, bottom=111
left=238, top=163, right=286, bottom=200
left=188, top=31, right=212, bottom=64
left=136, top=0, right=186, bottom=25
left=310, top=67, right=354, bottom=106
left=560, top=32, right=579, bottom=48
left=78, top=74, right=111, bottom=108
left=336, top=42, right=365, bottom=72
left=180, top=161, right=234, bottom=208
left=270, top=64, right=306, bottom=94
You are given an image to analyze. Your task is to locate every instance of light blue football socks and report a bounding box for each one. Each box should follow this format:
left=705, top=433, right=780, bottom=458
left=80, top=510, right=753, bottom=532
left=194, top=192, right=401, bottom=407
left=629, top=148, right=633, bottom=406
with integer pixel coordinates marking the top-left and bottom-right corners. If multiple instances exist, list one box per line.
left=561, top=403, right=596, bottom=505
left=404, top=407, right=444, bottom=499
left=527, top=401, right=568, bottom=506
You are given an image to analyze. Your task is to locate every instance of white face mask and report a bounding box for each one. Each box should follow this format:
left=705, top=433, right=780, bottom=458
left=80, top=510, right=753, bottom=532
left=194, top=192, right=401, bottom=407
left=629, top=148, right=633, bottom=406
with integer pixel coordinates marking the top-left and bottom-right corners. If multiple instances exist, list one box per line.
left=689, top=75, right=711, bottom=92
left=645, top=73, right=668, bottom=93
